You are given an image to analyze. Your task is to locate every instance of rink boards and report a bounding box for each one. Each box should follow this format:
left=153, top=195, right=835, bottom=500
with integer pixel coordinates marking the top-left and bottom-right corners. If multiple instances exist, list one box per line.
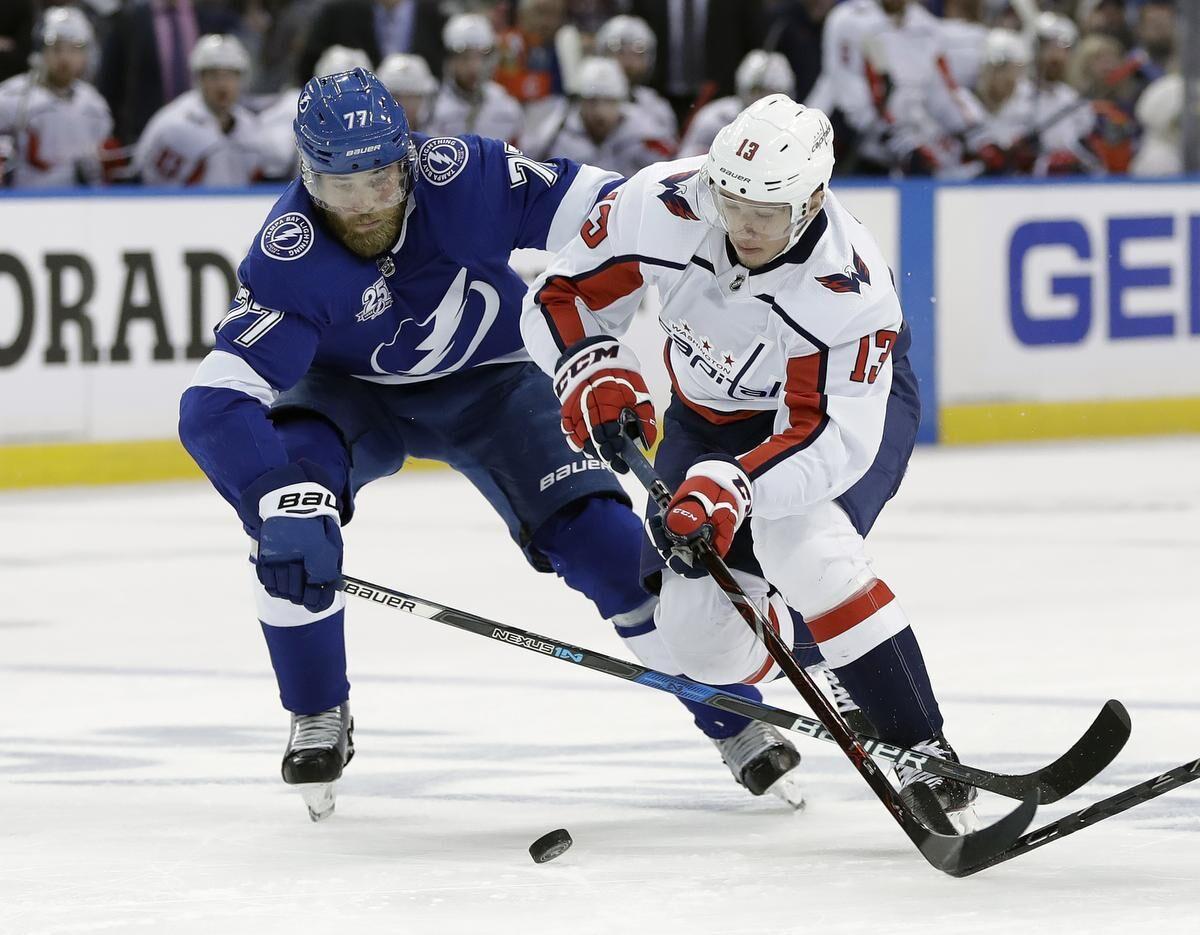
left=1, top=175, right=1199, bottom=486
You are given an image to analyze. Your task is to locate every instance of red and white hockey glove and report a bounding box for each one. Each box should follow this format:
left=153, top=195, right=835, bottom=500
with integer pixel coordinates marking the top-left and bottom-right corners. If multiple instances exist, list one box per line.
left=648, top=456, right=752, bottom=577
left=553, top=336, right=657, bottom=474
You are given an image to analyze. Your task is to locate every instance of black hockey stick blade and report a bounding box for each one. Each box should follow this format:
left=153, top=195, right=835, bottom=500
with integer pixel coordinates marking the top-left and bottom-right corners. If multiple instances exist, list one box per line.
left=619, top=438, right=1040, bottom=876
left=907, top=783, right=1040, bottom=875
left=978, top=700, right=1131, bottom=803
left=948, top=755, right=1200, bottom=877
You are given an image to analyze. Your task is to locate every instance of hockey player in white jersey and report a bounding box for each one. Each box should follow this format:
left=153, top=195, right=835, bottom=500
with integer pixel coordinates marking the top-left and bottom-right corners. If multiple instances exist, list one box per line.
left=520, top=57, right=672, bottom=178
left=376, top=53, right=438, bottom=131
left=0, top=6, right=112, bottom=188
left=677, top=51, right=795, bottom=158
left=521, top=96, right=979, bottom=832
left=135, top=34, right=267, bottom=187
left=593, top=15, right=677, bottom=146
left=425, top=13, right=523, bottom=143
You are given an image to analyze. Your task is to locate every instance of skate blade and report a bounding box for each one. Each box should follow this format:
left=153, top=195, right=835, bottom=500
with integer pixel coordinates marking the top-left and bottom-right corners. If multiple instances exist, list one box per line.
left=299, top=782, right=336, bottom=822
left=766, top=771, right=806, bottom=811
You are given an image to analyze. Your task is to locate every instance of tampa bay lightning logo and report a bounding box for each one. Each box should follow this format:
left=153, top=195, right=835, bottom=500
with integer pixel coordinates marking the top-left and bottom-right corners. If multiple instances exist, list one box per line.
left=370, top=268, right=499, bottom=376
left=418, top=137, right=470, bottom=186
left=261, top=212, right=314, bottom=261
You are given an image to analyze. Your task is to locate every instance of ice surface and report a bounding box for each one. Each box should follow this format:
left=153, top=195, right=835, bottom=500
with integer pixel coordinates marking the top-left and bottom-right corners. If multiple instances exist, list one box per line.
left=2, top=438, right=1198, bottom=933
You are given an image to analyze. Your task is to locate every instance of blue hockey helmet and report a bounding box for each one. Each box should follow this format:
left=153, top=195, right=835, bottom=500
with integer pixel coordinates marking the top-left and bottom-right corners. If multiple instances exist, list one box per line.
left=294, top=67, right=417, bottom=212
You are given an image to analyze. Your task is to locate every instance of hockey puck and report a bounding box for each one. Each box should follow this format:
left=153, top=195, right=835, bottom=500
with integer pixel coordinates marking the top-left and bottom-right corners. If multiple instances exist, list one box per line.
left=528, top=828, right=572, bottom=863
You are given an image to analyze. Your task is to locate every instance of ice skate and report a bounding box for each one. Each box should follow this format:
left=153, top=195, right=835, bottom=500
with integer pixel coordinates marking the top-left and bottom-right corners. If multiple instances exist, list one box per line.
left=807, top=662, right=876, bottom=736
left=282, top=703, right=354, bottom=822
left=895, top=734, right=980, bottom=834
left=713, top=721, right=805, bottom=809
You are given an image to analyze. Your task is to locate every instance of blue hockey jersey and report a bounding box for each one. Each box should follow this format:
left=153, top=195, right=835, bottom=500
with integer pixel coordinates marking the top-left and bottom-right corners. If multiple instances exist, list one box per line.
left=180, top=134, right=620, bottom=515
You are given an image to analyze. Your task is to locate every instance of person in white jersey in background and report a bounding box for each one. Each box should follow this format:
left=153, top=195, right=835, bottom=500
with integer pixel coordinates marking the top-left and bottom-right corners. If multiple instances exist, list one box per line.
left=677, top=50, right=795, bottom=158
left=135, top=33, right=266, bottom=186
left=0, top=6, right=112, bottom=188
left=425, top=13, right=523, bottom=142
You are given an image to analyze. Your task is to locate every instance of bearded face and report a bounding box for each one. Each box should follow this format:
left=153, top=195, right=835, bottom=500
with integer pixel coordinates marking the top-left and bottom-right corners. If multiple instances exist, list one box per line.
left=321, top=202, right=406, bottom=258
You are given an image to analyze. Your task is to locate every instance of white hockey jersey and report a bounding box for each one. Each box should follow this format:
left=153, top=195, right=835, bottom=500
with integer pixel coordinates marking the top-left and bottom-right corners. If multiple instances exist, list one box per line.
left=426, top=80, right=524, bottom=142
left=633, top=85, right=678, bottom=142
left=938, top=18, right=988, bottom=91
left=804, top=0, right=887, bottom=133
left=135, top=90, right=267, bottom=187
left=523, top=99, right=672, bottom=178
left=0, top=73, right=112, bottom=187
left=254, top=86, right=301, bottom=180
left=521, top=156, right=903, bottom=520
left=677, top=96, right=741, bottom=158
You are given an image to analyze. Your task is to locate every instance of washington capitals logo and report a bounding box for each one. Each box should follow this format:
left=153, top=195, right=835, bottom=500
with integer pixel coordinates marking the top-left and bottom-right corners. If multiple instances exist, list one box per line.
left=656, top=170, right=700, bottom=221
left=815, top=248, right=871, bottom=295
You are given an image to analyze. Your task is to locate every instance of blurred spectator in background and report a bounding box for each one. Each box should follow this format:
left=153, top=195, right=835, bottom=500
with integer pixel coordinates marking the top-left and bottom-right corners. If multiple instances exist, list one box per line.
left=256, top=43, right=370, bottom=179
left=593, top=14, right=676, bottom=143
left=1077, top=0, right=1134, bottom=48
left=854, top=0, right=987, bottom=177
left=1029, top=12, right=1099, bottom=173
left=1130, top=71, right=1181, bottom=175
left=678, top=50, right=794, bottom=157
left=243, top=0, right=322, bottom=94
left=134, top=33, right=267, bottom=185
left=0, top=6, right=113, bottom=187
left=0, top=0, right=37, bottom=85
left=939, top=0, right=988, bottom=89
left=628, top=0, right=765, bottom=123
left=967, top=27, right=1038, bottom=174
left=1068, top=31, right=1138, bottom=172
left=519, top=55, right=670, bottom=175
left=297, top=0, right=446, bottom=87
left=426, top=13, right=523, bottom=142
left=376, top=51, right=436, bottom=130
left=495, top=0, right=567, bottom=103
left=99, top=0, right=242, bottom=145
left=759, top=0, right=834, bottom=106
left=805, top=0, right=888, bottom=168
left=1130, top=1, right=1175, bottom=88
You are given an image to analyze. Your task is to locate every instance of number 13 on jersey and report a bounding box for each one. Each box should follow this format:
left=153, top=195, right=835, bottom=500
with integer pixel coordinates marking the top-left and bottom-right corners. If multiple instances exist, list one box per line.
left=850, top=329, right=897, bottom=384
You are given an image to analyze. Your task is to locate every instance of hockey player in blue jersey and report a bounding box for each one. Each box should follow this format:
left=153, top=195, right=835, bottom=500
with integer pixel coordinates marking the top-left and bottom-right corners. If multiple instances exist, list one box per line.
left=179, top=68, right=806, bottom=820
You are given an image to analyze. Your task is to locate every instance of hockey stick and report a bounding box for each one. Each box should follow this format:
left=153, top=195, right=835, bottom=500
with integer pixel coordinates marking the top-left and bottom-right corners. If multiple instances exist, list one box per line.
left=619, top=440, right=1039, bottom=876
left=338, top=573, right=1127, bottom=804
left=951, top=755, right=1200, bottom=877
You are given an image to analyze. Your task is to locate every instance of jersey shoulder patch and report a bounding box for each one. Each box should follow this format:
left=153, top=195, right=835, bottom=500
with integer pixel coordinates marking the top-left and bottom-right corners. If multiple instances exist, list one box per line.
left=656, top=169, right=701, bottom=221
left=418, top=136, right=471, bottom=186
left=815, top=246, right=871, bottom=295
left=260, top=211, right=316, bottom=262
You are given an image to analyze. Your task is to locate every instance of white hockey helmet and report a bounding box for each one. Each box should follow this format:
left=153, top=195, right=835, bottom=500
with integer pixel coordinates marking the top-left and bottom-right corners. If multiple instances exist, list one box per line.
left=594, top=15, right=656, bottom=63
left=313, top=44, right=371, bottom=79
left=443, top=13, right=496, bottom=53
left=701, top=95, right=835, bottom=252
left=376, top=53, right=438, bottom=96
left=41, top=6, right=94, bottom=47
left=189, top=34, right=251, bottom=74
left=735, top=51, right=796, bottom=102
left=1035, top=12, right=1079, bottom=49
left=575, top=56, right=629, bottom=101
left=984, top=28, right=1031, bottom=67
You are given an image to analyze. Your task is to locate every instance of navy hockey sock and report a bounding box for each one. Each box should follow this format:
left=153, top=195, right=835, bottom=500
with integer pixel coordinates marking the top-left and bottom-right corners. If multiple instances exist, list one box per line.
left=808, top=581, right=943, bottom=748
left=260, top=610, right=350, bottom=714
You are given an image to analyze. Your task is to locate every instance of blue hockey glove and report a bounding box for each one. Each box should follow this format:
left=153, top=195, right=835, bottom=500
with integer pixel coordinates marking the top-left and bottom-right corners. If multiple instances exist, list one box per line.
left=241, top=461, right=343, bottom=613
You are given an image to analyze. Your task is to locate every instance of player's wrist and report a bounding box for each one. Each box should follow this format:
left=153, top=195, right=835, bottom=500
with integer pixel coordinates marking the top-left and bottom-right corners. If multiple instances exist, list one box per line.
left=239, top=460, right=342, bottom=530
left=552, top=335, right=643, bottom=402
left=684, top=455, right=752, bottom=520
